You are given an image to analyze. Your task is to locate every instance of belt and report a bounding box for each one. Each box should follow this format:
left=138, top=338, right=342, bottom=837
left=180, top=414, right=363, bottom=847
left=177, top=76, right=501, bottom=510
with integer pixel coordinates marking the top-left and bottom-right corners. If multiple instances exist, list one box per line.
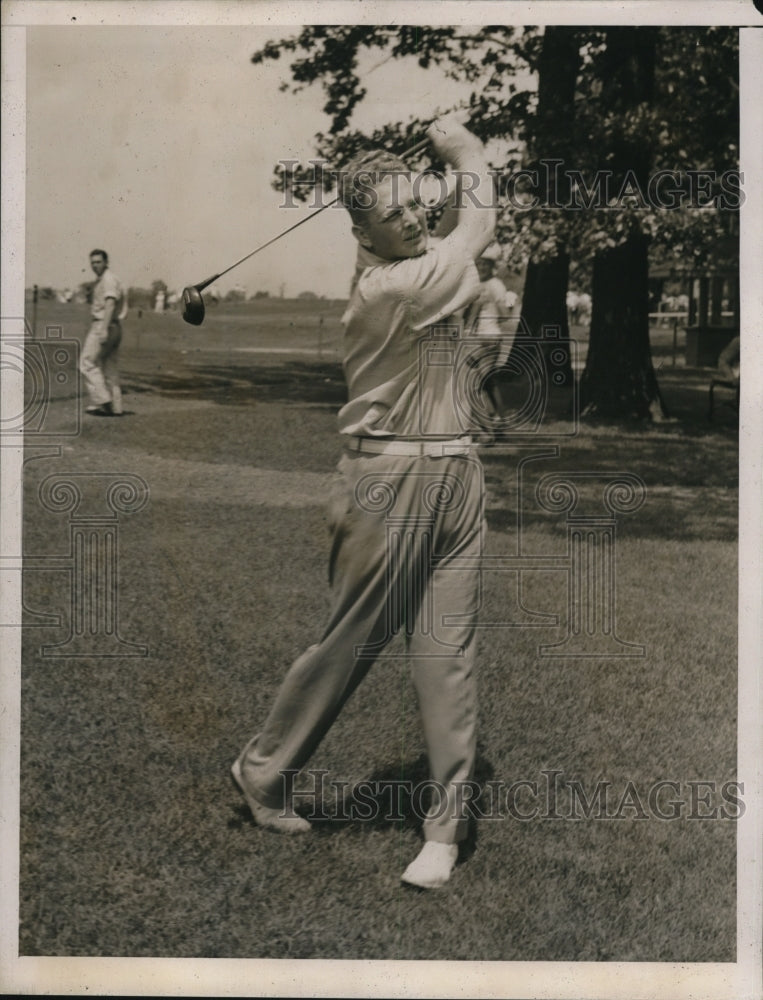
left=344, top=435, right=473, bottom=457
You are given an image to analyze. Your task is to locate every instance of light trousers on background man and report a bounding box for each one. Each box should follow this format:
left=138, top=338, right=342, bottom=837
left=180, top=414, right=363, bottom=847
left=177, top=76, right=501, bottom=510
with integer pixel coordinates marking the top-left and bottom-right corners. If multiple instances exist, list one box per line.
left=238, top=448, right=485, bottom=845
left=80, top=320, right=123, bottom=413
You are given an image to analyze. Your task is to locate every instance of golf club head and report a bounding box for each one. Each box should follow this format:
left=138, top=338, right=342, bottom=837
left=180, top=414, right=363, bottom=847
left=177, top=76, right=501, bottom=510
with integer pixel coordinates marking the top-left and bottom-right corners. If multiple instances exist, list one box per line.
left=181, top=286, right=205, bottom=326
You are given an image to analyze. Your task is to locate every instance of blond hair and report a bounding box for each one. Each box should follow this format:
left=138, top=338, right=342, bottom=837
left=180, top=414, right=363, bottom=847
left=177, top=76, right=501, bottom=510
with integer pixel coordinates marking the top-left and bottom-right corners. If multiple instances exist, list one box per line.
left=337, top=149, right=412, bottom=225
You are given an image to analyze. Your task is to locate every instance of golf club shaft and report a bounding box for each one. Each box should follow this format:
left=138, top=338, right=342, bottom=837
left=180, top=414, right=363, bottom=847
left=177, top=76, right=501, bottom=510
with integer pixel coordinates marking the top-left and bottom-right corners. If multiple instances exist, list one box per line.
left=193, top=134, right=432, bottom=292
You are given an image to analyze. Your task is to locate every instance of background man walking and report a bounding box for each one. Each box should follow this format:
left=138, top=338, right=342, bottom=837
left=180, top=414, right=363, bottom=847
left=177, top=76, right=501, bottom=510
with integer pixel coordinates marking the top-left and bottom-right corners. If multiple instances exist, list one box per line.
left=80, top=249, right=127, bottom=416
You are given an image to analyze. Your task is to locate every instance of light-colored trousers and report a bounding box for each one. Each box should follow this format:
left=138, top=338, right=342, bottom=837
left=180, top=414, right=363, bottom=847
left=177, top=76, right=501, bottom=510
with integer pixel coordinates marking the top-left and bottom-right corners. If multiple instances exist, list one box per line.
left=80, top=320, right=123, bottom=412
left=239, top=448, right=485, bottom=844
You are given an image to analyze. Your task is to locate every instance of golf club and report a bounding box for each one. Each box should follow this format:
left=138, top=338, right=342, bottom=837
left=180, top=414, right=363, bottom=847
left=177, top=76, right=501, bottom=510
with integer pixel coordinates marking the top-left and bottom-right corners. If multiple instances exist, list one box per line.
left=181, top=134, right=432, bottom=325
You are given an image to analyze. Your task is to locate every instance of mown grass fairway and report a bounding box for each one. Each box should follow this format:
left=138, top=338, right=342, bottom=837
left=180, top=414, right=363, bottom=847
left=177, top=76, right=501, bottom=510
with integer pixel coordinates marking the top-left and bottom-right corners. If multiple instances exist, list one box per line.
left=18, top=300, right=738, bottom=960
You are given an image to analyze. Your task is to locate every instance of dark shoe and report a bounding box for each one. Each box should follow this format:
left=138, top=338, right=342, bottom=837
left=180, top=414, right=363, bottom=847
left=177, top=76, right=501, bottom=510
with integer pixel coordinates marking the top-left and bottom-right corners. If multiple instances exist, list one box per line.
left=86, top=402, right=115, bottom=417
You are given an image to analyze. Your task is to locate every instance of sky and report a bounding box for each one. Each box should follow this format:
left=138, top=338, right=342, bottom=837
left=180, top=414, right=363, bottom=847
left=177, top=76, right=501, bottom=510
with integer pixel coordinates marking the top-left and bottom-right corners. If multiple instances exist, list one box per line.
left=25, top=25, right=484, bottom=299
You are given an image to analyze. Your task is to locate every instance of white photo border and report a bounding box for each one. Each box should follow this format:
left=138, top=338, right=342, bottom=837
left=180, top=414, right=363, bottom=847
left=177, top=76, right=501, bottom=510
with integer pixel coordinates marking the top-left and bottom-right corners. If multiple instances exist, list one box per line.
left=1, top=3, right=761, bottom=998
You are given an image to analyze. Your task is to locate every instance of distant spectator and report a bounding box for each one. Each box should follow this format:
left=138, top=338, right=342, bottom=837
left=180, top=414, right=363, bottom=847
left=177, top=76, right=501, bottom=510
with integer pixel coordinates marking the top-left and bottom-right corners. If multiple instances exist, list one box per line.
left=660, top=294, right=677, bottom=325
left=716, top=336, right=740, bottom=385
left=576, top=292, right=591, bottom=325
left=467, top=244, right=512, bottom=340
left=566, top=290, right=580, bottom=325
left=464, top=244, right=514, bottom=424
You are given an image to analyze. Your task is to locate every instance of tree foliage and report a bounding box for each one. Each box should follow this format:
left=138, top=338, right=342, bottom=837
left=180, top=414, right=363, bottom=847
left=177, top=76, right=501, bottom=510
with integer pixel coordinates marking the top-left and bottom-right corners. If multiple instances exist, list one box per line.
left=256, top=26, right=535, bottom=203
left=250, top=25, right=739, bottom=420
left=255, top=25, right=737, bottom=272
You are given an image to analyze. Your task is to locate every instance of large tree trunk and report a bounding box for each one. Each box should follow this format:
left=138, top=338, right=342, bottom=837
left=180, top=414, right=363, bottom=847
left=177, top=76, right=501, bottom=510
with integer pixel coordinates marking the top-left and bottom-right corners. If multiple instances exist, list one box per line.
left=580, top=232, right=666, bottom=419
left=580, top=28, right=667, bottom=420
left=518, top=253, right=572, bottom=383
left=512, top=28, right=580, bottom=388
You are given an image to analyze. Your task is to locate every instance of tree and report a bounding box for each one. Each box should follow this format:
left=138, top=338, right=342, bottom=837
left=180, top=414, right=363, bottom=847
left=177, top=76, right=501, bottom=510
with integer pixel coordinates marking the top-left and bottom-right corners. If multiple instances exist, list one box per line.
left=638, top=27, right=739, bottom=274
left=578, top=28, right=665, bottom=419
left=573, top=27, right=739, bottom=419
left=509, top=26, right=581, bottom=389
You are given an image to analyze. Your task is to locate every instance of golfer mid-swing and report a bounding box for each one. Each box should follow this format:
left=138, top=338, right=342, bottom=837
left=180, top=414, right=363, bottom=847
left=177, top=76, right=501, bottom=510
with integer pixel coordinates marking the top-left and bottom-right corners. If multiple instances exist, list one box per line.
left=233, top=116, right=496, bottom=889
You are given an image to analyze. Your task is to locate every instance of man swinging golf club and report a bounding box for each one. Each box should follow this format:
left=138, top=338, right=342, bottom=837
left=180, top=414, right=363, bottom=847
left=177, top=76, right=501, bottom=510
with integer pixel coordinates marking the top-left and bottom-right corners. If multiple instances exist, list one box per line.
left=232, top=114, right=496, bottom=889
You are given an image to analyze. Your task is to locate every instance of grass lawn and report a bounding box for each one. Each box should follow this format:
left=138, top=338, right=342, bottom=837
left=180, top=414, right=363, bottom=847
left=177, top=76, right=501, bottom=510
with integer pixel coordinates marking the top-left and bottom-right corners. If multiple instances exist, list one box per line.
left=17, top=300, right=738, bottom=960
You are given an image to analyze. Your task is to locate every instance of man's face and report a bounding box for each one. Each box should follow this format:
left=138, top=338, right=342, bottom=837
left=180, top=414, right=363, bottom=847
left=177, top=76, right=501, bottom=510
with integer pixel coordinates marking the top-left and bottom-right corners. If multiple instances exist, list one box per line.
left=90, top=254, right=107, bottom=277
left=353, top=174, right=428, bottom=261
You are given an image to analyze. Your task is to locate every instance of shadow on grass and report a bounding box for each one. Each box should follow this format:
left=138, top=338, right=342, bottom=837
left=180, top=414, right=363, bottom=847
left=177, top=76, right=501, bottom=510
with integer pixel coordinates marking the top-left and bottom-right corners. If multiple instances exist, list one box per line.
left=478, top=368, right=737, bottom=543
left=123, top=358, right=738, bottom=433
left=116, top=357, right=738, bottom=547
left=230, top=750, right=498, bottom=849
left=122, top=360, right=347, bottom=407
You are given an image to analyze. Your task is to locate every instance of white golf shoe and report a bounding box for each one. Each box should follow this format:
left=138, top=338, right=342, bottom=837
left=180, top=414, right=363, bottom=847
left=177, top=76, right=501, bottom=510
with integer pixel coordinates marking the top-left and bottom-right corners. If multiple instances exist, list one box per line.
left=401, top=841, right=459, bottom=889
left=231, top=758, right=311, bottom=835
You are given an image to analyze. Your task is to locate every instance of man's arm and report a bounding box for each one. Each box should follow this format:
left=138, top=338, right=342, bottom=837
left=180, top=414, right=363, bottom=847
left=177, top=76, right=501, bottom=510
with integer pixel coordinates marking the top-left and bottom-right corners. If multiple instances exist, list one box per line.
left=101, top=298, right=116, bottom=330
left=432, top=180, right=459, bottom=240
left=93, top=298, right=117, bottom=354
left=426, top=116, right=496, bottom=260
